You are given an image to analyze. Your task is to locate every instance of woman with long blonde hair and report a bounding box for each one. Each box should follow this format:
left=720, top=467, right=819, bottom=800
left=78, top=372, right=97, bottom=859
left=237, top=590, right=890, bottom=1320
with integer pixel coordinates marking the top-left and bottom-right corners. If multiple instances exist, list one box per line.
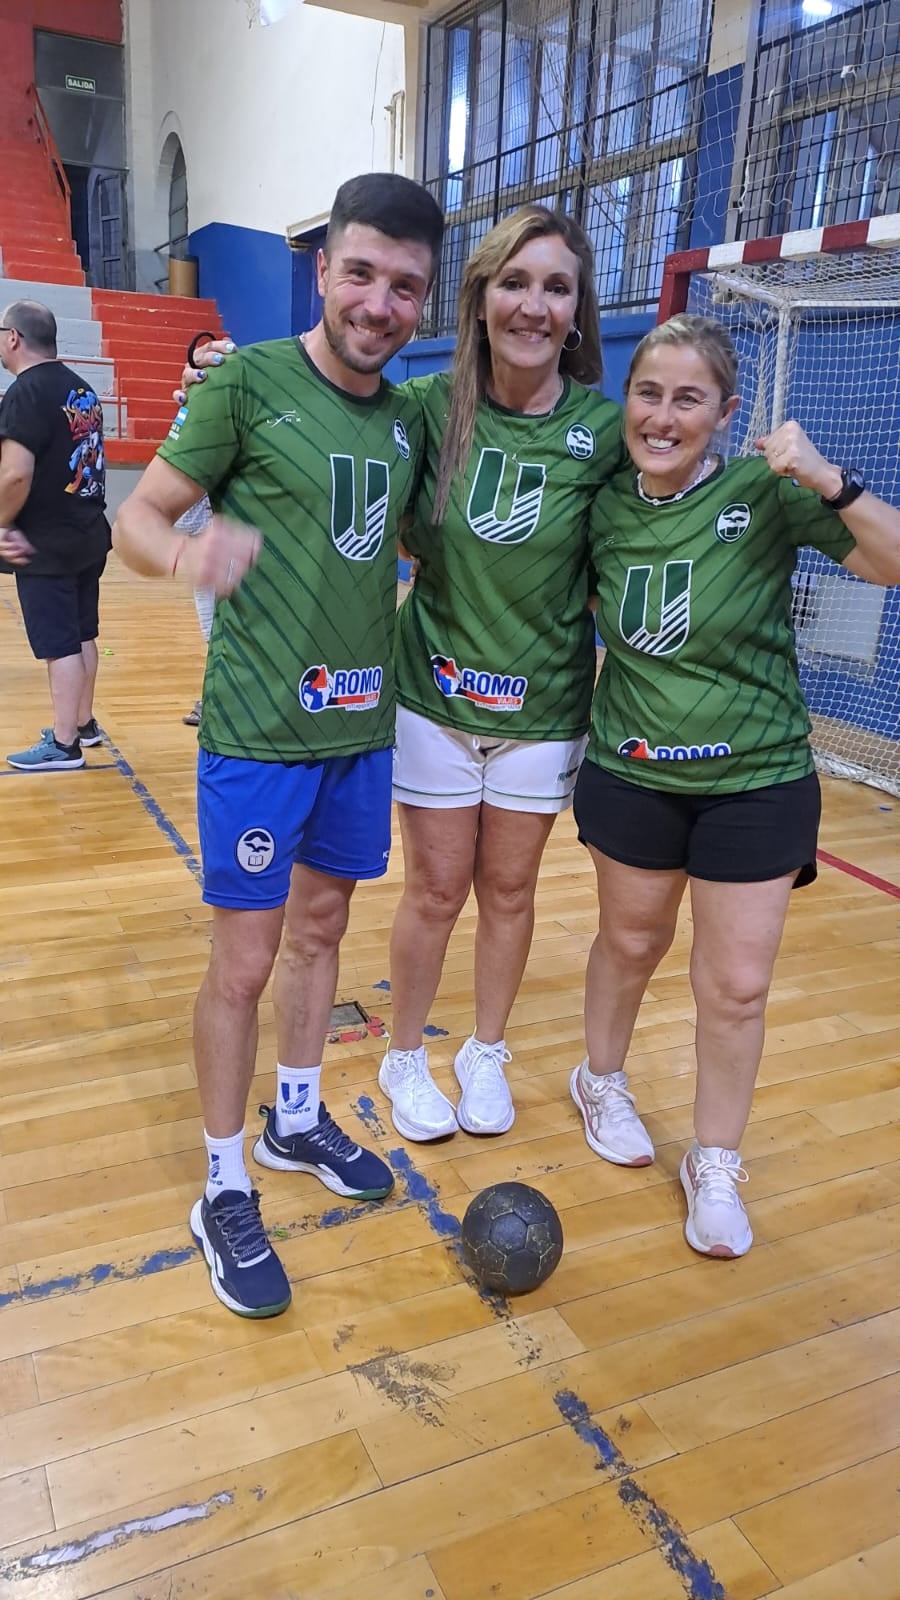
left=379, top=205, right=627, bottom=1141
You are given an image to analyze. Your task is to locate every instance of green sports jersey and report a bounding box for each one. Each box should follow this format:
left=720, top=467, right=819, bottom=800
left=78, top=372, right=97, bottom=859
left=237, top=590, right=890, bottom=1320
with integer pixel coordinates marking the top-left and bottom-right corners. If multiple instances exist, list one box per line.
left=587, top=455, right=857, bottom=792
left=157, top=340, right=423, bottom=762
left=395, top=371, right=626, bottom=740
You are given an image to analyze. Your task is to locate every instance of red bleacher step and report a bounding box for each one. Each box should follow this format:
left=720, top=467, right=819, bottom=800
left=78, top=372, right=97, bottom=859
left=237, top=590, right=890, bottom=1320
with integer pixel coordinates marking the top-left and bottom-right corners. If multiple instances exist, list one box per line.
left=93, top=290, right=220, bottom=317
left=3, top=260, right=84, bottom=285
left=130, top=418, right=170, bottom=442
left=106, top=438, right=157, bottom=466
left=121, top=377, right=184, bottom=402
left=128, top=401, right=182, bottom=426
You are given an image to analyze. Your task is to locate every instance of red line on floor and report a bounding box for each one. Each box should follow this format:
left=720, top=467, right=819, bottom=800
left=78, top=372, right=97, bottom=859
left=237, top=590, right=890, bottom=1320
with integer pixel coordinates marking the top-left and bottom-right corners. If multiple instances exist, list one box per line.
left=816, top=847, right=900, bottom=901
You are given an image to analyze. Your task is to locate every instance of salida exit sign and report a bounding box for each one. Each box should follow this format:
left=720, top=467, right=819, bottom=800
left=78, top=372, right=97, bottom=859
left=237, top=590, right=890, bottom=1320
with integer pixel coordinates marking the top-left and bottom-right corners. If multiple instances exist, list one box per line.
left=65, top=74, right=96, bottom=93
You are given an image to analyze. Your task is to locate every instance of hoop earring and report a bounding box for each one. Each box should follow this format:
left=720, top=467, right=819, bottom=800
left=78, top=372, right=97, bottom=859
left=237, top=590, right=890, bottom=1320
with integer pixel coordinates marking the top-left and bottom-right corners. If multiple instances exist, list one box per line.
left=563, top=326, right=583, bottom=352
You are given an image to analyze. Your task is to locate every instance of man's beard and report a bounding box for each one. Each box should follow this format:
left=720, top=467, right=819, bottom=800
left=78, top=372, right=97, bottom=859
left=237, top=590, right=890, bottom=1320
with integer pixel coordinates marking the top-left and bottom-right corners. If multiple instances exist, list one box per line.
left=322, top=304, right=394, bottom=375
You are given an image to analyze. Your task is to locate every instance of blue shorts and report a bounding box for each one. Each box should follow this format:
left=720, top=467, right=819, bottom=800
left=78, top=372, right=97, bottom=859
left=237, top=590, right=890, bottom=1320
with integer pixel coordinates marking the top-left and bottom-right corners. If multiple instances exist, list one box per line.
left=197, top=747, right=393, bottom=909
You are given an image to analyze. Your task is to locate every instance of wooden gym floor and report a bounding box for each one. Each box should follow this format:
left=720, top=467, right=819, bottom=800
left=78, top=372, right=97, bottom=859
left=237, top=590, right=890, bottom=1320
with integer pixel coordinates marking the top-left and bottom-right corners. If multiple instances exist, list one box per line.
left=0, top=557, right=898, bottom=1600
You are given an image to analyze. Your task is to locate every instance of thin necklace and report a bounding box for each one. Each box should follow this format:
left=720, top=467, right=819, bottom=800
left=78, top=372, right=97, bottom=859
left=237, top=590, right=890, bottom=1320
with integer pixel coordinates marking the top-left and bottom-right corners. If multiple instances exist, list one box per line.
left=483, top=374, right=565, bottom=462
left=636, top=455, right=713, bottom=506
left=485, top=372, right=564, bottom=416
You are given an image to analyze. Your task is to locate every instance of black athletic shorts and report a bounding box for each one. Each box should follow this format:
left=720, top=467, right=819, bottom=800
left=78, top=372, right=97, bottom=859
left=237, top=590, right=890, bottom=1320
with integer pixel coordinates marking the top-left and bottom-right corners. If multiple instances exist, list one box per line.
left=574, top=758, right=821, bottom=887
left=15, top=558, right=106, bottom=661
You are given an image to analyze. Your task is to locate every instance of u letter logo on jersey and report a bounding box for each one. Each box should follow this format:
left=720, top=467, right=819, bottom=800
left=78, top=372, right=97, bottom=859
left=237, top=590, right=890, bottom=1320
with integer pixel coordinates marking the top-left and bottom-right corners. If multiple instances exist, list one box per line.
left=620, top=561, right=693, bottom=656
left=330, top=455, right=390, bottom=561
left=467, top=448, right=546, bottom=545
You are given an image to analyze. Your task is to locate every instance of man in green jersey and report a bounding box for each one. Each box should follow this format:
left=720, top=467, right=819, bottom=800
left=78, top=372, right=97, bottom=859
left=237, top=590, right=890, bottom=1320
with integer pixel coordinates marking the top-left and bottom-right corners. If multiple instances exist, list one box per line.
left=113, top=174, right=444, bottom=1318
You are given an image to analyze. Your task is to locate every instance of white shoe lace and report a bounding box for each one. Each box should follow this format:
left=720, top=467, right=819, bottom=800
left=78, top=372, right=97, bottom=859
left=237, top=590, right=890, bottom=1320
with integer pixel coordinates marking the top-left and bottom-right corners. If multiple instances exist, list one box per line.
left=390, top=1049, right=443, bottom=1109
left=465, top=1040, right=512, bottom=1092
left=692, top=1151, right=749, bottom=1207
left=583, top=1070, right=639, bottom=1127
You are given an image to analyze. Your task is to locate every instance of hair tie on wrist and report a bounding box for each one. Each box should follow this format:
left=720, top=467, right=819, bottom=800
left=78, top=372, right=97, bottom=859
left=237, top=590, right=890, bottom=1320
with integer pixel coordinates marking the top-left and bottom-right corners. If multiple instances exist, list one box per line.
left=187, top=331, right=217, bottom=368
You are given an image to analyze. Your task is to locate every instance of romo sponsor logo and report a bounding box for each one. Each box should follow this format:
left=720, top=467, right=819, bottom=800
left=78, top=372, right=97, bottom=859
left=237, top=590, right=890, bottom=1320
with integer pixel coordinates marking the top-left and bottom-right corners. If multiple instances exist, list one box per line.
left=236, top=827, right=276, bottom=873
left=431, top=654, right=527, bottom=712
left=299, top=663, right=383, bottom=713
left=715, top=502, right=752, bottom=542
left=618, top=735, right=732, bottom=761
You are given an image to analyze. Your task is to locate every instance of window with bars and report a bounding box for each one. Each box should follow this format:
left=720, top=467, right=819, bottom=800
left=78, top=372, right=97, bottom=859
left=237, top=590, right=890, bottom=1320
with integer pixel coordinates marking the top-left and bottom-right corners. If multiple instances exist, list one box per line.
left=420, top=0, right=713, bottom=335
left=738, top=0, right=900, bottom=239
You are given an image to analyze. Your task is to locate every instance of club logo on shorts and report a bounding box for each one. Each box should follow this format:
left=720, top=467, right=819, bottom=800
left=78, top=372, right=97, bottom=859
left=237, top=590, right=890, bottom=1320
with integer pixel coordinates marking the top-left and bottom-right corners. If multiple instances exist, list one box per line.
left=715, top=502, right=752, bottom=542
left=236, top=827, right=276, bottom=874
left=431, top=654, right=527, bottom=712
left=565, top=424, right=595, bottom=460
left=299, top=663, right=383, bottom=713
left=393, top=419, right=411, bottom=460
left=618, top=735, right=732, bottom=762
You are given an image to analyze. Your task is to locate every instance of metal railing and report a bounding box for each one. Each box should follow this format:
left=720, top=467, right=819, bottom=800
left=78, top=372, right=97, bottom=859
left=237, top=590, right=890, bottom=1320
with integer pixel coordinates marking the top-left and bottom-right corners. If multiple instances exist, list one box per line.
left=25, top=83, right=72, bottom=237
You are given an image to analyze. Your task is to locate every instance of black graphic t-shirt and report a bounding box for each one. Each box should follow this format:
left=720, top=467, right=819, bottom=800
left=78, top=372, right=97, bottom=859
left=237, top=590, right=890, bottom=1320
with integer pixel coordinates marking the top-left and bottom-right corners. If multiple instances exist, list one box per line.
left=0, top=361, right=110, bottom=575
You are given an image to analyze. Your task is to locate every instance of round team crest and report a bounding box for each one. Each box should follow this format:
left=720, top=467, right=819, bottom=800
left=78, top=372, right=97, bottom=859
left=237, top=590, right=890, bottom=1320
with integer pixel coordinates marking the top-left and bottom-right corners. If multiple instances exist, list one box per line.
left=565, top=424, right=595, bottom=460
left=715, top=502, right=752, bottom=542
left=393, top=419, right=411, bottom=460
left=236, top=827, right=276, bottom=874
left=299, top=664, right=334, bottom=712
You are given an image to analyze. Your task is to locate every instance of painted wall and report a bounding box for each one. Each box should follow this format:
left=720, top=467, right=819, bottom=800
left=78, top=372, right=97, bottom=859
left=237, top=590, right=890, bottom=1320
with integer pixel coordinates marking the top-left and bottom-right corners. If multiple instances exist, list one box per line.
left=0, top=0, right=121, bottom=138
left=124, top=0, right=407, bottom=335
left=189, top=222, right=294, bottom=346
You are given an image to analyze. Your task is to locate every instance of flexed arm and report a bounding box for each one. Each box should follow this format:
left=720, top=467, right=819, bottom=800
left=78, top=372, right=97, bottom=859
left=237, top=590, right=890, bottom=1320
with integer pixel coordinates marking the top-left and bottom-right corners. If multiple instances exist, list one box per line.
left=757, top=421, right=900, bottom=586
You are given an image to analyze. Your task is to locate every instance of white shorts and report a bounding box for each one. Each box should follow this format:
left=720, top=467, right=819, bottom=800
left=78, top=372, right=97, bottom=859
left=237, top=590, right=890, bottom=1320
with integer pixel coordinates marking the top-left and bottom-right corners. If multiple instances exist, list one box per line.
left=393, top=705, right=587, bottom=814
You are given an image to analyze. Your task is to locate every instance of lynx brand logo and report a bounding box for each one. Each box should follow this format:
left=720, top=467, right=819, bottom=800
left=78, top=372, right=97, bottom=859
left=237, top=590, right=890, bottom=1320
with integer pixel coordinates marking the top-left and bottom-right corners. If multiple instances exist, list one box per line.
left=715, top=502, right=752, bottom=542
left=618, top=735, right=732, bottom=762
left=431, top=654, right=527, bottom=712
left=299, top=663, right=383, bottom=713
left=330, top=455, right=390, bottom=561
left=565, top=424, right=595, bottom=460
left=393, top=419, right=411, bottom=460
left=467, top=448, right=546, bottom=544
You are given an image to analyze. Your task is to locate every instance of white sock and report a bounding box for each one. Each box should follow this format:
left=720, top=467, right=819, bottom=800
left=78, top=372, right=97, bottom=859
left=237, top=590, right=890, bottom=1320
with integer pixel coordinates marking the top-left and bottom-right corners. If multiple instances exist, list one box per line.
left=204, top=1128, right=251, bottom=1199
left=275, top=1064, right=321, bottom=1136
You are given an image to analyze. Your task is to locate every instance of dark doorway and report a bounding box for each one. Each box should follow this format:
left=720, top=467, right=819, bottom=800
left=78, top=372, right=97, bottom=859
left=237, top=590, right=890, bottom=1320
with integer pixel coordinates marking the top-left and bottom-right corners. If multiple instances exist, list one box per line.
left=33, top=29, right=130, bottom=288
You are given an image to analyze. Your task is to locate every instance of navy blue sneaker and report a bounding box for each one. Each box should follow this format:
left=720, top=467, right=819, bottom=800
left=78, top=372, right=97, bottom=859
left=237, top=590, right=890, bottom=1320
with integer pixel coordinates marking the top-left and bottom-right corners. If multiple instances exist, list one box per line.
left=253, top=1102, right=394, bottom=1199
left=190, top=1188, right=291, bottom=1318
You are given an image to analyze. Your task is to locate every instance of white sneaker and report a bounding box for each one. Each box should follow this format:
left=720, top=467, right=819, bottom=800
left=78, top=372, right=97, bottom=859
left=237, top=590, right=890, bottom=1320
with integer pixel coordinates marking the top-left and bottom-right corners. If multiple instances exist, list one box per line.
left=454, top=1036, right=515, bottom=1135
left=378, top=1045, right=458, bottom=1141
left=680, top=1143, right=752, bottom=1258
left=569, top=1062, right=655, bottom=1167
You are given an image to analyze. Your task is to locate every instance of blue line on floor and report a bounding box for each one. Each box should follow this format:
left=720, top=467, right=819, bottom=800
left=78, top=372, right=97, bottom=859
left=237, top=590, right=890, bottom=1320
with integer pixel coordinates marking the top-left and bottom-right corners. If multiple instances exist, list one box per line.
left=353, top=1095, right=726, bottom=1600
left=0, top=1192, right=404, bottom=1310
left=100, top=729, right=203, bottom=882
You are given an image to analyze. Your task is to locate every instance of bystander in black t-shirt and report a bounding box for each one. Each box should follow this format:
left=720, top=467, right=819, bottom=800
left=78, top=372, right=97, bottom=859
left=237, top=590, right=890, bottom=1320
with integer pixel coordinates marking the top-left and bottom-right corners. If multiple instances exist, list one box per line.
left=0, top=361, right=111, bottom=576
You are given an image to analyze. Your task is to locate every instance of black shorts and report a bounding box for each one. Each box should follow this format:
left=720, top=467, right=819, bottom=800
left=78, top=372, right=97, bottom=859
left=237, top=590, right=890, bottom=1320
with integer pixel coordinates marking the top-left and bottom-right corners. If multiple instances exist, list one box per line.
left=574, top=759, right=821, bottom=887
left=15, top=559, right=106, bottom=660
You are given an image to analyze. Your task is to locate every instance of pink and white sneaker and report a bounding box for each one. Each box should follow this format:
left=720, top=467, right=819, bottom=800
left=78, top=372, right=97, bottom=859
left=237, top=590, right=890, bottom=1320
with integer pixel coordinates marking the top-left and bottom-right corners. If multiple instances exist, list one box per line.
left=680, top=1143, right=752, bottom=1258
left=569, top=1062, right=654, bottom=1167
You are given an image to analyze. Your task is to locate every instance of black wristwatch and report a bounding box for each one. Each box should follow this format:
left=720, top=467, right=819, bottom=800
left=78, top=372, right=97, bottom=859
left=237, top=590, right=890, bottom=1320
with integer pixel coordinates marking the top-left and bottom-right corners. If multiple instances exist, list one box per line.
left=821, top=467, right=865, bottom=511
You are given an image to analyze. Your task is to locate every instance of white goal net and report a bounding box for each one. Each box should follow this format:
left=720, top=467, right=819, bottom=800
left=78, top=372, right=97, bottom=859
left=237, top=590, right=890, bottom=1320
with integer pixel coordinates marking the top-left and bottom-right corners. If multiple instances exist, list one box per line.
left=683, top=229, right=900, bottom=798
